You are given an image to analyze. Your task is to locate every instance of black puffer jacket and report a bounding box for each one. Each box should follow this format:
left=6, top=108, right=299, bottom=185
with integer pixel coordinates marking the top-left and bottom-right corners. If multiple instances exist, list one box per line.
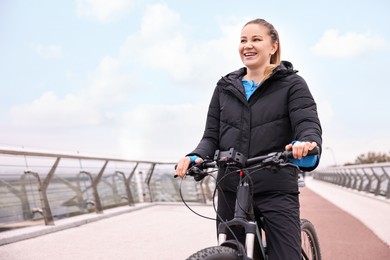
left=190, top=61, right=322, bottom=193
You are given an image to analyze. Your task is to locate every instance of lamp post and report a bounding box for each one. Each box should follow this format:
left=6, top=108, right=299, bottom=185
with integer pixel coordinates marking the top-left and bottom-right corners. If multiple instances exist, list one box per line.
left=325, top=147, right=338, bottom=166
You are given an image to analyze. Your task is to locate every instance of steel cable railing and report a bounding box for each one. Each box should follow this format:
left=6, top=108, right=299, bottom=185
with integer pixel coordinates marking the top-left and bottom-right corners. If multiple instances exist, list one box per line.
left=313, top=162, right=390, bottom=199
left=0, top=148, right=213, bottom=228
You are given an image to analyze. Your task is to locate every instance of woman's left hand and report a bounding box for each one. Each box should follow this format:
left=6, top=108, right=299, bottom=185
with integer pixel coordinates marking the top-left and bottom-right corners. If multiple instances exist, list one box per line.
left=285, top=141, right=317, bottom=160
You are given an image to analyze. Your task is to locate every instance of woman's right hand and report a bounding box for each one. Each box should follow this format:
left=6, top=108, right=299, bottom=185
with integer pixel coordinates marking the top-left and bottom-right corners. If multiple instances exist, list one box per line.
left=175, top=156, right=203, bottom=178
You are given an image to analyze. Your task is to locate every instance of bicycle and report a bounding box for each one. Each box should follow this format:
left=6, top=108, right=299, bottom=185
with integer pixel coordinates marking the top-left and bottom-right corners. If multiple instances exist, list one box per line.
left=175, top=147, right=321, bottom=260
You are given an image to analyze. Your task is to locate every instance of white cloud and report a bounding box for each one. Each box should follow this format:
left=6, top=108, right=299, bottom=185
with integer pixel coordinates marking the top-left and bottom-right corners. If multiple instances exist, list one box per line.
left=8, top=56, right=134, bottom=127
left=33, top=44, right=63, bottom=59
left=120, top=3, right=242, bottom=86
left=118, top=102, right=208, bottom=161
left=9, top=92, right=102, bottom=127
left=83, top=56, right=135, bottom=107
left=311, top=29, right=387, bottom=58
left=76, top=0, right=135, bottom=23
left=9, top=4, right=284, bottom=162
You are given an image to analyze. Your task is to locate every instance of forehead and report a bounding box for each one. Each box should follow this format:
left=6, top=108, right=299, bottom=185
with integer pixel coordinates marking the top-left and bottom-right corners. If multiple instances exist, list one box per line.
left=241, top=23, right=269, bottom=37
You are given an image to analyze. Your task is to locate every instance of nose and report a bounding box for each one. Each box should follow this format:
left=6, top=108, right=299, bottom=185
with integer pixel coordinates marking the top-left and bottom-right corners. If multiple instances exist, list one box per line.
left=244, top=42, right=253, bottom=49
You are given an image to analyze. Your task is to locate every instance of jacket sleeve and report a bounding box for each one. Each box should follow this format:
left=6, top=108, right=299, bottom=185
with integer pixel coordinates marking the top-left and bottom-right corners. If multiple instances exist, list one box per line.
left=288, top=75, right=323, bottom=171
left=188, top=86, right=220, bottom=160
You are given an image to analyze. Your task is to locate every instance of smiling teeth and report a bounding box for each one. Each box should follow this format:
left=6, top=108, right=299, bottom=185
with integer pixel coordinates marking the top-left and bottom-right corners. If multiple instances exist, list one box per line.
left=244, top=53, right=256, bottom=56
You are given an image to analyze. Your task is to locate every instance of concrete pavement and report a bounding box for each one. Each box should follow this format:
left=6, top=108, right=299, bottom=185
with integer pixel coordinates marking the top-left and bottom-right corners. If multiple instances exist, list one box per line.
left=0, top=204, right=217, bottom=260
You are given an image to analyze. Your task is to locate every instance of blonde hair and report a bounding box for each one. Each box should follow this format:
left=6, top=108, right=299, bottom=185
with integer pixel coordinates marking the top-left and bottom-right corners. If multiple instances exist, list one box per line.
left=244, top=19, right=281, bottom=80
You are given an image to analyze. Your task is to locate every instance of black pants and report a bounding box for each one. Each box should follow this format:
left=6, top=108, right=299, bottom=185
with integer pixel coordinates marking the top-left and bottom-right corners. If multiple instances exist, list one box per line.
left=217, top=190, right=301, bottom=260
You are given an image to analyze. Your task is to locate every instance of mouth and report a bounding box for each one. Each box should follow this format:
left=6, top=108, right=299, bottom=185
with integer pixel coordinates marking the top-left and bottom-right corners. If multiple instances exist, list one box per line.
left=244, top=52, right=257, bottom=57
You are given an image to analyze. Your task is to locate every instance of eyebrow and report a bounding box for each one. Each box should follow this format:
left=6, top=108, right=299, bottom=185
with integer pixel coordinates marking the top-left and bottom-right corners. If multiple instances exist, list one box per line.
left=240, top=35, right=263, bottom=38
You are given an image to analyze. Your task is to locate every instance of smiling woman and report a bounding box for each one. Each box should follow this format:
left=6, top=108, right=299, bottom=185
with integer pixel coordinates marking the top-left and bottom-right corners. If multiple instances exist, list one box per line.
left=175, top=18, right=322, bottom=260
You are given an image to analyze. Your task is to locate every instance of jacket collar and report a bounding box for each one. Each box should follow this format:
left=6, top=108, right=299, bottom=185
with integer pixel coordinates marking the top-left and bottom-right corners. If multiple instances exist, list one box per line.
left=219, top=60, right=297, bottom=87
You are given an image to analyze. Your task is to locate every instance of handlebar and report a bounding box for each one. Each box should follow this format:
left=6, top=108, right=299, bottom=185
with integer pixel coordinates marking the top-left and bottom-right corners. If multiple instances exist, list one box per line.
left=174, top=146, right=320, bottom=181
left=246, top=146, right=319, bottom=167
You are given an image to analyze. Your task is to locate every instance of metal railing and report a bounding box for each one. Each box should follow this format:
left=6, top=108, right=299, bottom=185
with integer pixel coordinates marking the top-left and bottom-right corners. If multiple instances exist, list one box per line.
left=0, top=148, right=214, bottom=228
left=313, top=162, right=390, bottom=199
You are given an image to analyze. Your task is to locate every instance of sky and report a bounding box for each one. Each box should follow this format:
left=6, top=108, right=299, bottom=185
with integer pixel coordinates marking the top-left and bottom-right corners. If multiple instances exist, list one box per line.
left=0, top=0, right=389, bottom=168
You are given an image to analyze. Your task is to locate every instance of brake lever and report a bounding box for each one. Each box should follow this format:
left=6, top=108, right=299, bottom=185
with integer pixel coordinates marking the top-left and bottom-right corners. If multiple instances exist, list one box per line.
left=190, top=167, right=209, bottom=182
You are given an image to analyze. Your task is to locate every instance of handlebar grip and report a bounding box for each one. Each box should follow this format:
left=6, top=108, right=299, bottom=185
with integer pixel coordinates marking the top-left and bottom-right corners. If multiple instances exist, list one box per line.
left=285, top=146, right=320, bottom=158
left=173, top=161, right=216, bottom=179
left=202, top=161, right=217, bottom=168
left=308, top=146, right=320, bottom=156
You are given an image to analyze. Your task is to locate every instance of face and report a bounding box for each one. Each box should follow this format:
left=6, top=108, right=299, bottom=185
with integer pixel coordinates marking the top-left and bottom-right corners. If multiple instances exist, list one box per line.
left=239, top=23, right=277, bottom=70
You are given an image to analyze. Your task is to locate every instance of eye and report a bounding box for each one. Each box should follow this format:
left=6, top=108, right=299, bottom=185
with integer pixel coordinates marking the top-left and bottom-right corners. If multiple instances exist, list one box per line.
left=240, top=39, right=247, bottom=43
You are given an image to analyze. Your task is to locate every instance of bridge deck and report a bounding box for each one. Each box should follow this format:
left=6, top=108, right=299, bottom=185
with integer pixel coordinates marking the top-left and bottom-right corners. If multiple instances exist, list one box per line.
left=0, top=178, right=389, bottom=260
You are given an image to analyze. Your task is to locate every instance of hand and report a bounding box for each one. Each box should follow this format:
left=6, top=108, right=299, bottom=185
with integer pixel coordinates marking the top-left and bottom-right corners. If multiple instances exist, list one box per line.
left=175, top=156, right=203, bottom=179
left=285, top=141, right=317, bottom=160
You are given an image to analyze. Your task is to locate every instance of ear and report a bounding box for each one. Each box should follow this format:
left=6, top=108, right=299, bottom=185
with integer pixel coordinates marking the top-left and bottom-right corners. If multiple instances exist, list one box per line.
left=271, top=42, right=278, bottom=55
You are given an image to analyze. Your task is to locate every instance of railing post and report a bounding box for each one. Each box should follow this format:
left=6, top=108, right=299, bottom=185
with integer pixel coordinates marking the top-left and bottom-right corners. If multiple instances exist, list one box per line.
left=380, top=167, right=390, bottom=199
left=363, top=169, right=372, bottom=193
left=116, top=167, right=136, bottom=206
left=24, top=157, right=60, bottom=225
left=144, top=163, right=156, bottom=202
left=355, top=169, right=364, bottom=192
left=79, top=160, right=108, bottom=214
left=371, top=167, right=381, bottom=196
left=79, top=170, right=103, bottom=213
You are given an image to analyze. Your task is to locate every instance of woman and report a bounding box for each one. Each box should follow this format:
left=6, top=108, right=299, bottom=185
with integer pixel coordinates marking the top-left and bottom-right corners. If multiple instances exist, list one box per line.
left=175, top=18, right=322, bottom=260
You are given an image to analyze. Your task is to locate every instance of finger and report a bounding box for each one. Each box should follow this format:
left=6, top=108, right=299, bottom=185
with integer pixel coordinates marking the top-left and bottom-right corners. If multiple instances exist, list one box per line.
left=308, top=142, right=317, bottom=150
left=194, top=157, right=203, bottom=164
left=285, top=143, right=293, bottom=151
left=293, top=142, right=304, bottom=159
left=175, top=159, right=183, bottom=177
left=181, top=157, right=191, bottom=178
left=302, top=143, right=310, bottom=157
left=175, top=158, right=188, bottom=178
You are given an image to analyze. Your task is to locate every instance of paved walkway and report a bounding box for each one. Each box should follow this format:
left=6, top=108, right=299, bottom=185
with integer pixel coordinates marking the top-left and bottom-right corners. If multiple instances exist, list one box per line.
left=0, top=178, right=389, bottom=259
left=303, top=177, right=390, bottom=247
left=301, top=178, right=390, bottom=260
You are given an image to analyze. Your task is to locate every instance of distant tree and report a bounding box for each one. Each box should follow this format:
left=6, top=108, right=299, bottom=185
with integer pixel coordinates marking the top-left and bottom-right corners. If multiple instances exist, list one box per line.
left=352, top=151, right=390, bottom=165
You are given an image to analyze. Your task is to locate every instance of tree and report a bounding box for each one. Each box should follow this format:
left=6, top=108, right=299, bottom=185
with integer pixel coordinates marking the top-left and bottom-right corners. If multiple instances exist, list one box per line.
left=352, top=151, right=390, bottom=165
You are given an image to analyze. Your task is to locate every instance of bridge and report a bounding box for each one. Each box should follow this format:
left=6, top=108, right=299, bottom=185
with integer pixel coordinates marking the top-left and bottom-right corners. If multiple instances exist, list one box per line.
left=0, top=148, right=389, bottom=259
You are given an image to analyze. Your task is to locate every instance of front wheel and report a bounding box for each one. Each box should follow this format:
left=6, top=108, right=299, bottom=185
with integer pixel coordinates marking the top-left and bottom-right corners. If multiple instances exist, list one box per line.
left=186, top=246, right=240, bottom=260
left=301, top=219, right=321, bottom=260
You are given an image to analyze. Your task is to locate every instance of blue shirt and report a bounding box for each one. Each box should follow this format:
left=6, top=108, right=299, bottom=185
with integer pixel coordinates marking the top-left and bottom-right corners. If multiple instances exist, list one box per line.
left=242, top=79, right=259, bottom=100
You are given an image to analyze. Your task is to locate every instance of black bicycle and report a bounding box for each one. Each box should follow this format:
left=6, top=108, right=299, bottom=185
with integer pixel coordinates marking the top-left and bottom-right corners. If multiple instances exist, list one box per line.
left=176, top=148, right=321, bottom=260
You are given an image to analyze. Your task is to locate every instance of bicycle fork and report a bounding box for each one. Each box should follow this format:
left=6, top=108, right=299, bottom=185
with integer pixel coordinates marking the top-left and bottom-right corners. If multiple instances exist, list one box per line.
left=218, top=181, right=259, bottom=259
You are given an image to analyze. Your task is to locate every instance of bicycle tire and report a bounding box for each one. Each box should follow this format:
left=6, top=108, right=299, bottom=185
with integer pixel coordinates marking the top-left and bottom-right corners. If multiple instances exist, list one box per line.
left=186, top=246, right=241, bottom=260
left=301, top=219, right=322, bottom=260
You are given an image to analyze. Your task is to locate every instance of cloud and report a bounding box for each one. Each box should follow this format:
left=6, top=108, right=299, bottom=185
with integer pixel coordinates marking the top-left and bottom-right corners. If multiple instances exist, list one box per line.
left=76, top=0, right=135, bottom=23
left=33, top=43, right=63, bottom=59
left=8, top=56, right=134, bottom=127
left=6, top=3, right=245, bottom=160
left=120, top=3, right=242, bottom=86
left=9, top=92, right=102, bottom=127
left=311, top=29, right=387, bottom=58
left=83, top=56, right=135, bottom=107
left=118, top=102, right=208, bottom=161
